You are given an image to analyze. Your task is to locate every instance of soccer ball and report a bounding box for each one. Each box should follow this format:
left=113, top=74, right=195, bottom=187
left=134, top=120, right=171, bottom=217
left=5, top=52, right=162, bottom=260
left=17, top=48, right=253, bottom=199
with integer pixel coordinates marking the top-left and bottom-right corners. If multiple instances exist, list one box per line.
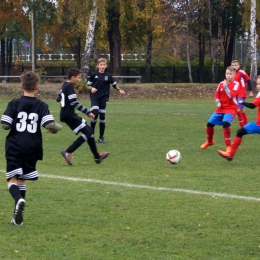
left=166, top=150, right=181, bottom=164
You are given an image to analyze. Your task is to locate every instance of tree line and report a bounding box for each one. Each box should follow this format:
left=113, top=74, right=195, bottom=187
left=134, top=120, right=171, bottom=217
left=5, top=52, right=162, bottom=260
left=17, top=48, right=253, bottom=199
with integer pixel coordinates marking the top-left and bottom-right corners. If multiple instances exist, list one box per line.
left=0, top=0, right=259, bottom=84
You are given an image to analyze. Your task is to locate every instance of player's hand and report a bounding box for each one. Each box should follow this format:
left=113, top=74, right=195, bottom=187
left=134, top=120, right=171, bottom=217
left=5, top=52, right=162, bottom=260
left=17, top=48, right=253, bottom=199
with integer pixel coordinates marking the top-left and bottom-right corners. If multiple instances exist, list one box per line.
left=217, top=102, right=221, bottom=107
left=119, top=89, right=125, bottom=95
left=248, top=91, right=254, bottom=98
left=88, top=113, right=95, bottom=119
left=91, top=87, right=97, bottom=93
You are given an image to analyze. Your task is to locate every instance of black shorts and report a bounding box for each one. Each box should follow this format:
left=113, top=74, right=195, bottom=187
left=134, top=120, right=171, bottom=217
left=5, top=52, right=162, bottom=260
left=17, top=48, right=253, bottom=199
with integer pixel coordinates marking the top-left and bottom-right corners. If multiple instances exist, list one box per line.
left=6, top=159, right=38, bottom=182
left=90, top=100, right=106, bottom=114
left=65, top=114, right=87, bottom=134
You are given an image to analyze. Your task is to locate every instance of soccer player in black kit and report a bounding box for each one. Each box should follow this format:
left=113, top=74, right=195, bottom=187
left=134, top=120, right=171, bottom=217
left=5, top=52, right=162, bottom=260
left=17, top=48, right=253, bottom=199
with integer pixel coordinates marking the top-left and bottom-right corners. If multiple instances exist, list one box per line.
left=88, top=58, right=125, bottom=143
left=1, top=71, right=62, bottom=226
left=59, top=67, right=109, bottom=165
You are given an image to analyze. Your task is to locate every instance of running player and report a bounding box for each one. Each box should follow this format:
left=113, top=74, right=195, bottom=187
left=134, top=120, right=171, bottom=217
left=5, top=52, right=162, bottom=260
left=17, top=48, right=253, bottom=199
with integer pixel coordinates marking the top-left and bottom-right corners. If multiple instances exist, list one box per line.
left=218, top=75, right=260, bottom=161
left=1, top=71, right=62, bottom=226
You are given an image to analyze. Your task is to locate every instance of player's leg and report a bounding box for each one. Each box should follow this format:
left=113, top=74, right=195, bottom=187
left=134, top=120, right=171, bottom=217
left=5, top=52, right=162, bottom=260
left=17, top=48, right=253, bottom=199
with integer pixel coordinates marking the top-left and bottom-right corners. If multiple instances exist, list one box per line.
left=7, top=161, right=26, bottom=226
left=200, top=113, right=221, bottom=149
left=61, top=135, right=86, bottom=165
left=98, top=101, right=106, bottom=143
left=241, top=108, right=248, bottom=126
left=81, top=126, right=110, bottom=164
left=222, top=113, right=235, bottom=152
left=90, top=100, right=100, bottom=133
left=217, top=122, right=257, bottom=160
left=17, top=179, right=26, bottom=199
left=60, top=116, right=87, bottom=165
left=237, top=98, right=247, bottom=127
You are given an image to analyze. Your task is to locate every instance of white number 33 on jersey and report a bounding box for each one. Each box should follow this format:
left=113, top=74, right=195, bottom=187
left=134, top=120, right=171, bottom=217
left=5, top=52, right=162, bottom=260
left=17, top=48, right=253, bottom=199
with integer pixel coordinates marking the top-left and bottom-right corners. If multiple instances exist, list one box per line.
left=16, top=112, right=39, bottom=133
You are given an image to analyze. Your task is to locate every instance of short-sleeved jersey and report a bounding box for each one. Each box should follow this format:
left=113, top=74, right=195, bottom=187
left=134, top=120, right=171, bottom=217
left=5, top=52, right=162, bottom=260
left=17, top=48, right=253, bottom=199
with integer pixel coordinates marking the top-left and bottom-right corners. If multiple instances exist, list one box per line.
left=234, top=69, right=251, bottom=98
left=88, top=71, right=116, bottom=101
left=214, top=80, right=240, bottom=116
left=252, top=92, right=260, bottom=126
left=60, top=82, right=78, bottom=122
left=1, top=96, right=54, bottom=161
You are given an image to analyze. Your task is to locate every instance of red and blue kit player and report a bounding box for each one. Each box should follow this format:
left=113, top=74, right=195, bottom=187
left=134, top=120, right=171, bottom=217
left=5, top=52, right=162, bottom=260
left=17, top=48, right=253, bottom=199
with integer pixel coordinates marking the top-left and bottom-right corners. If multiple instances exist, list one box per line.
left=218, top=76, right=260, bottom=161
left=231, top=60, right=253, bottom=127
left=200, top=66, right=240, bottom=152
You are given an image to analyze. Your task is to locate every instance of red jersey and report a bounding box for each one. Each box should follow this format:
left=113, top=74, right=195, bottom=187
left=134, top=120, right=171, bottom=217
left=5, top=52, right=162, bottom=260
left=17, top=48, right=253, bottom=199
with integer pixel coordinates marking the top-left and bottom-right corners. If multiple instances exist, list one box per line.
left=214, top=80, right=239, bottom=116
left=252, top=92, right=260, bottom=126
left=234, top=69, right=250, bottom=98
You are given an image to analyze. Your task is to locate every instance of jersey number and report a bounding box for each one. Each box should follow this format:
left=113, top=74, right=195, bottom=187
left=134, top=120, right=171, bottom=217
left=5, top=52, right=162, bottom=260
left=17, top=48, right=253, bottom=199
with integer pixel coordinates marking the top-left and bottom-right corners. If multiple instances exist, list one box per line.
left=16, top=112, right=39, bottom=133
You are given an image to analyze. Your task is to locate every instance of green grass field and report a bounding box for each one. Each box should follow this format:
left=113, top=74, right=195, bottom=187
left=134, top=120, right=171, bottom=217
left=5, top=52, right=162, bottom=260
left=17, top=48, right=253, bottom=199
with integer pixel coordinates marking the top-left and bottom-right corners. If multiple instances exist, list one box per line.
left=1, top=98, right=260, bottom=259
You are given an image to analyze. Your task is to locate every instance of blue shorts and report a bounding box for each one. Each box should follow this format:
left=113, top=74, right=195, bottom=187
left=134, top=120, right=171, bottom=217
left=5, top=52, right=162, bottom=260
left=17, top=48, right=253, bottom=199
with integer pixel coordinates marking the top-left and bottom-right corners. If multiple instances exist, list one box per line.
left=208, top=113, right=235, bottom=126
left=238, top=97, right=245, bottom=109
left=243, top=122, right=260, bottom=134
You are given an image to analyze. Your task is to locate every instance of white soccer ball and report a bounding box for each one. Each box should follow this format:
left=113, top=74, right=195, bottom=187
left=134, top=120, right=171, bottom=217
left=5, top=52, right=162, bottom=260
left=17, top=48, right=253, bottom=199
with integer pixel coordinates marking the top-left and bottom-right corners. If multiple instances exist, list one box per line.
left=166, top=150, right=181, bottom=164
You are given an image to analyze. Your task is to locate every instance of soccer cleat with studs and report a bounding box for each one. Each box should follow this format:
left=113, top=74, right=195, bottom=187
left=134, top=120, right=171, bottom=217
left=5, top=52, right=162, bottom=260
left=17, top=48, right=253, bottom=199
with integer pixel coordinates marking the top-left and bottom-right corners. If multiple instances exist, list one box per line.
left=98, top=137, right=106, bottom=143
left=95, top=152, right=110, bottom=164
left=217, top=150, right=233, bottom=161
left=60, top=150, right=72, bottom=165
left=200, top=140, right=215, bottom=149
left=11, top=198, right=26, bottom=226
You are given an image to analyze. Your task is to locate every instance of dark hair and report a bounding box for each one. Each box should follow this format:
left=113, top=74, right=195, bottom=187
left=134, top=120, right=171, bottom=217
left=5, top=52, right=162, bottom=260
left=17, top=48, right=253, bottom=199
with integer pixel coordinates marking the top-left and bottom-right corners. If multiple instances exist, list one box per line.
left=20, top=71, right=40, bottom=92
left=67, top=68, right=81, bottom=79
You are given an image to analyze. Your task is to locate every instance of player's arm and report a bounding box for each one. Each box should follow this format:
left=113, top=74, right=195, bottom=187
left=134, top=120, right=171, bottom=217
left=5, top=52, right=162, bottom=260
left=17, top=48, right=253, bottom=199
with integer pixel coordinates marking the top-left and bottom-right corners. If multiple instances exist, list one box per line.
left=88, top=75, right=97, bottom=93
left=112, top=80, right=125, bottom=94
left=70, top=99, right=92, bottom=116
left=247, top=80, right=254, bottom=97
left=240, top=101, right=256, bottom=109
left=214, top=83, right=221, bottom=106
left=247, top=80, right=253, bottom=92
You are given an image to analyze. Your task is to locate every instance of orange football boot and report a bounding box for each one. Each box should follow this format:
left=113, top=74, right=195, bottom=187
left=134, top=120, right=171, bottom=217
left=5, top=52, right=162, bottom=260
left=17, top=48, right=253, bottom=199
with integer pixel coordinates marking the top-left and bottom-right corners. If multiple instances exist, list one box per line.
left=217, top=150, right=233, bottom=161
left=200, top=140, right=215, bottom=149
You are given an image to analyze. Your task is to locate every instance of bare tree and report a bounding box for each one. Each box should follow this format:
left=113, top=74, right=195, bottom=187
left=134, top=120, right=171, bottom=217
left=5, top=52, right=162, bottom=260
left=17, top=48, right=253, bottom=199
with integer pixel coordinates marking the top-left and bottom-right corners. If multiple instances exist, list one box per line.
left=207, top=0, right=215, bottom=82
left=81, top=0, right=97, bottom=80
left=185, top=0, right=193, bottom=83
left=249, top=0, right=257, bottom=90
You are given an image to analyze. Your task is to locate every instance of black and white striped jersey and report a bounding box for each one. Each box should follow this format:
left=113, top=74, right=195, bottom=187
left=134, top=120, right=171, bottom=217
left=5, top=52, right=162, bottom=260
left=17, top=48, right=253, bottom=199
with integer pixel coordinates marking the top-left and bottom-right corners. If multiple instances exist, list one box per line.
left=1, top=96, right=54, bottom=161
left=59, top=82, right=91, bottom=122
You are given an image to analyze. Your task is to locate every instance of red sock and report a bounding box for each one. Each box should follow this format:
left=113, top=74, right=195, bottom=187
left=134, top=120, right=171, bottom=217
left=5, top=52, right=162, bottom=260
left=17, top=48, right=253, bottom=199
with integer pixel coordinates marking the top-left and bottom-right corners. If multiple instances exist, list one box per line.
left=231, top=136, right=242, bottom=156
left=206, top=126, right=214, bottom=142
left=237, top=111, right=244, bottom=127
left=242, top=112, right=248, bottom=126
left=223, top=127, right=231, bottom=147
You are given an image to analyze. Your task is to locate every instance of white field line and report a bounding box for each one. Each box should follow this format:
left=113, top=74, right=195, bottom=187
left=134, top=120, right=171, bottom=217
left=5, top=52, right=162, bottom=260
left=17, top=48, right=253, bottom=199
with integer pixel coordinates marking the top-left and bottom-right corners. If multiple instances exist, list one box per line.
left=1, top=169, right=259, bottom=202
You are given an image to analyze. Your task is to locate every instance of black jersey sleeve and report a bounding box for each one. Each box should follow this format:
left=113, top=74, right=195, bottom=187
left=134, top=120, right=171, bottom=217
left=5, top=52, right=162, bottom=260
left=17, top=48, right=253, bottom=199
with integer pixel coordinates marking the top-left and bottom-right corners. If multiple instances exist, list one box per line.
left=67, top=83, right=91, bottom=115
left=110, top=75, right=120, bottom=91
left=87, top=73, right=95, bottom=87
left=40, top=102, right=55, bottom=127
left=242, top=101, right=256, bottom=109
left=1, top=101, right=15, bottom=127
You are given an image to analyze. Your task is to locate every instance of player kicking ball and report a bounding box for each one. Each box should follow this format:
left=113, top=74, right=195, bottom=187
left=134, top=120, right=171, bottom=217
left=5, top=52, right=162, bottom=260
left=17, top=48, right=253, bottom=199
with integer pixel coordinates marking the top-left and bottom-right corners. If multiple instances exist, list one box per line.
left=218, top=76, right=260, bottom=161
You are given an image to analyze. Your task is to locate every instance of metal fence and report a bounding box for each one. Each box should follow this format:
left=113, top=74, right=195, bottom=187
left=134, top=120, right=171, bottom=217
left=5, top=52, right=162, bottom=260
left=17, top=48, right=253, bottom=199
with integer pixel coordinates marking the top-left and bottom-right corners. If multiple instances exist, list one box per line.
left=0, top=64, right=243, bottom=83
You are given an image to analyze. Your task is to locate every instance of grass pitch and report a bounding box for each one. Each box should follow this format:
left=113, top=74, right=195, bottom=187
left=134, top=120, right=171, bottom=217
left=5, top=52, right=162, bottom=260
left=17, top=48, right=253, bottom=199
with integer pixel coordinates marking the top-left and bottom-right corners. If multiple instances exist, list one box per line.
left=1, top=99, right=260, bottom=259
